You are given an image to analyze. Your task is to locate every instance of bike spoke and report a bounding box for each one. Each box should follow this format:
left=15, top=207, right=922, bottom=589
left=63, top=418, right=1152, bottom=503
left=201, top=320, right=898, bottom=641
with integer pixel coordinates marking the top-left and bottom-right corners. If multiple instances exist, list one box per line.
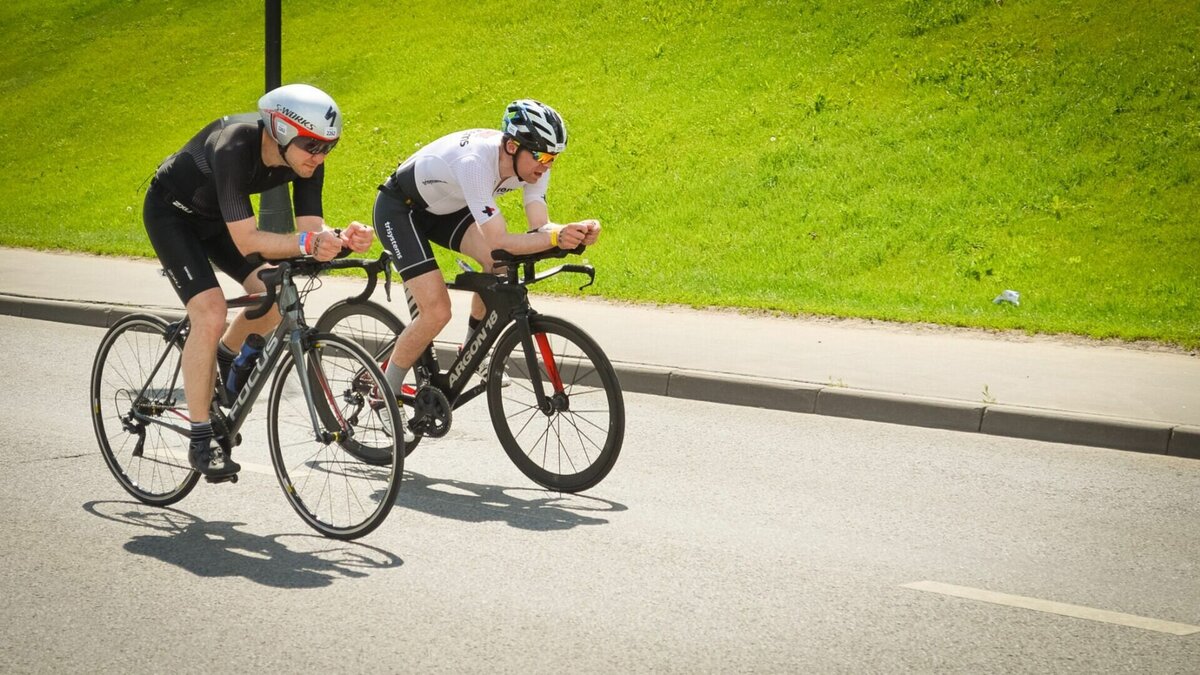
left=268, top=334, right=401, bottom=539
left=93, top=316, right=198, bottom=505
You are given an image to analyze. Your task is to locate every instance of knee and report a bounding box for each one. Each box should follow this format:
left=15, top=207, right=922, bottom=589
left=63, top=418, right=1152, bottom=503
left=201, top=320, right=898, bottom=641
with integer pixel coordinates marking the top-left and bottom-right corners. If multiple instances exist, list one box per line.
left=422, top=299, right=452, bottom=330
left=241, top=265, right=270, bottom=294
left=187, top=295, right=228, bottom=343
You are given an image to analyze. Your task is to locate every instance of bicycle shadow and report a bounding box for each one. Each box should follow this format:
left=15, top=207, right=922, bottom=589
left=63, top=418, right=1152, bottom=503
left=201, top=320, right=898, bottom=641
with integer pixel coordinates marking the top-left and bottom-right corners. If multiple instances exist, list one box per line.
left=83, top=500, right=402, bottom=589
left=394, top=471, right=627, bottom=532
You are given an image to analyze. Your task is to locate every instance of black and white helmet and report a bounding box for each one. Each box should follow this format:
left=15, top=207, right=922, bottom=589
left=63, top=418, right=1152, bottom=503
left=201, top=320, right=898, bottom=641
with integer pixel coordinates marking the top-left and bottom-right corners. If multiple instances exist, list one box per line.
left=258, top=84, right=342, bottom=153
left=501, top=99, right=567, bottom=154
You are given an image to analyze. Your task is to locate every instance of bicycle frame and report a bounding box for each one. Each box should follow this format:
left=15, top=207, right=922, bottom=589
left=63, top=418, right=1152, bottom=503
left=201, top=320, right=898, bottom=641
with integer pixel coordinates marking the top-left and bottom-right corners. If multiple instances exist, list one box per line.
left=128, top=263, right=338, bottom=448
left=421, top=271, right=533, bottom=408
left=409, top=253, right=596, bottom=414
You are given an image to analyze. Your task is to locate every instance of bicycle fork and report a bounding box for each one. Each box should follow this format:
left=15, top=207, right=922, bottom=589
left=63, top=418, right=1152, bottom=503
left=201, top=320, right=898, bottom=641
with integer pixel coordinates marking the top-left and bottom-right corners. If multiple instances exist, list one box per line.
left=274, top=278, right=349, bottom=446
left=514, top=310, right=567, bottom=416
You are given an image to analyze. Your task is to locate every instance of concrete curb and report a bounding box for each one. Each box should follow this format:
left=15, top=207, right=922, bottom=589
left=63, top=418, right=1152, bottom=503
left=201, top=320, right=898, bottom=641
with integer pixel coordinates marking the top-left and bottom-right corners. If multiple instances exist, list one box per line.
left=1168, top=426, right=1200, bottom=459
left=982, top=406, right=1171, bottom=455
left=3, top=295, right=1193, bottom=460
left=816, top=389, right=983, bottom=433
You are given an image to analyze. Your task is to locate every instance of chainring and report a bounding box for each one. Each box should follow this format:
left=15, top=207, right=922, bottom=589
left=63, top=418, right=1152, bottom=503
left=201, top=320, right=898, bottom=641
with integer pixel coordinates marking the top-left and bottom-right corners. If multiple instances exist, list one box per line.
left=410, top=385, right=452, bottom=438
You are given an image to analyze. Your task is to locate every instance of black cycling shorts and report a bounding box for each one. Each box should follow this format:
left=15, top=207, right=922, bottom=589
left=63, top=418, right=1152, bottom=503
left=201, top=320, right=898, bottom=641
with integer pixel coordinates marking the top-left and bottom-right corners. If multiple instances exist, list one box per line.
left=373, top=188, right=474, bottom=281
left=143, top=180, right=260, bottom=305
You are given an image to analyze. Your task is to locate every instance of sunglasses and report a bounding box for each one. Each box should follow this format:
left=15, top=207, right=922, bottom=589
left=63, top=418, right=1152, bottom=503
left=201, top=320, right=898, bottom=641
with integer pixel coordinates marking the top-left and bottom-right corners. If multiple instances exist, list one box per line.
left=529, top=148, right=558, bottom=165
left=293, top=136, right=338, bottom=156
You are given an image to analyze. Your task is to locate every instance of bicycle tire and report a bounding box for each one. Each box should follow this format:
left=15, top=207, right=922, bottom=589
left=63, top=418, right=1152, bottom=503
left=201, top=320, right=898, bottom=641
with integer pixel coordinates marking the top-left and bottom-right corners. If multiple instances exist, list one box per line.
left=90, top=313, right=200, bottom=506
left=487, top=315, right=625, bottom=493
left=315, top=299, right=421, bottom=458
left=266, top=331, right=403, bottom=540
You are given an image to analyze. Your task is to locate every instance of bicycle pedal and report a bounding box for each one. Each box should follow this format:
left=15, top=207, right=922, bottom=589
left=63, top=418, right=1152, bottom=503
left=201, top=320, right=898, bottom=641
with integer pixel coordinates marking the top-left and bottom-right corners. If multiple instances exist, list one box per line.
left=204, top=472, right=239, bottom=485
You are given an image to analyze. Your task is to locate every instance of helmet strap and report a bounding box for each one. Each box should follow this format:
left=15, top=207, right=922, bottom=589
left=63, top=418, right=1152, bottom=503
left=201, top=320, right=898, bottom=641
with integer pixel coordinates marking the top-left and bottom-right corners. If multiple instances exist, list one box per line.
left=506, top=139, right=521, bottom=181
left=277, top=143, right=297, bottom=171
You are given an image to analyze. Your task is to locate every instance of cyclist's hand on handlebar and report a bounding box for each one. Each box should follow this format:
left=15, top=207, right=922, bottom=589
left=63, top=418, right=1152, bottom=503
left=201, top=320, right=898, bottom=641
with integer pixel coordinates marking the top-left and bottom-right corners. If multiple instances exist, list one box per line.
left=579, top=219, right=601, bottom=245
left=556, top=223, right=590, bottom=250
left=342, top=221, right=375, bottom=253
left=312, top=229, right=344, bottom=261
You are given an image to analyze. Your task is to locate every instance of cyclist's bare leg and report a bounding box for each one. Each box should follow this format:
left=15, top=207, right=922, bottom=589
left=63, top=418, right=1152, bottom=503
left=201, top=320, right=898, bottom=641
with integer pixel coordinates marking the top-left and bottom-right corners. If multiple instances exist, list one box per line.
left=457, top=221, right=502, bottom=324
left=221, top=263, right=281, bottom=352
left=387, top=269, right=452, bottom=370
left=182, top=288, right=228, bottom=424
left=183, top=287, right=242, bottom=477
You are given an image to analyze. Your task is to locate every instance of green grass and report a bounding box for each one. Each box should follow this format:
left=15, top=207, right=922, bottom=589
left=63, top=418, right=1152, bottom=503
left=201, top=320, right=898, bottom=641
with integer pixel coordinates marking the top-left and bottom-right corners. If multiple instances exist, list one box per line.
left=2, top=0, right=1197, bottom=347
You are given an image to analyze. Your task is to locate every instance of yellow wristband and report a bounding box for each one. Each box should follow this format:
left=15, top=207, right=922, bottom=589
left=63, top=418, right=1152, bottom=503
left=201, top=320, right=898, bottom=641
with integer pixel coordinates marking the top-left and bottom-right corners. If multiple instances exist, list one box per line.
left=549, top=228, right=559, bottom=248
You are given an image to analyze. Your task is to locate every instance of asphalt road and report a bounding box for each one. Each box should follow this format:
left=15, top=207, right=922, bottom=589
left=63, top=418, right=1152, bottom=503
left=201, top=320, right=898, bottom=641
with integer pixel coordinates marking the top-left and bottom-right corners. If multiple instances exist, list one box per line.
left=1, top=315, right=1198, bottom=673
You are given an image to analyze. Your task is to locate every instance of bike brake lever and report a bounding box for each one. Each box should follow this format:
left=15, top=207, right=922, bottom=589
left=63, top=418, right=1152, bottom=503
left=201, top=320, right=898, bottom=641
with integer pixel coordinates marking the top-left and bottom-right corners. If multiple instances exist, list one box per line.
left=570, top=264, right=596, bottom=291
left=578, top=272, right=595, bottom=291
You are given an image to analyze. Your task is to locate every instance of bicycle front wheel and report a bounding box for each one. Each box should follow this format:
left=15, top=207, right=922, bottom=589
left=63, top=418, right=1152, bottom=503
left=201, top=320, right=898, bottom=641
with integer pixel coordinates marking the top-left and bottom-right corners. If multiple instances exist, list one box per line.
left=267, top=332, right=403, bottom=540
left=90, top=313, right=199, bottom=506
left=315, top=299, right=420, bottom=458
left=487, top=316, right=625, bottom=493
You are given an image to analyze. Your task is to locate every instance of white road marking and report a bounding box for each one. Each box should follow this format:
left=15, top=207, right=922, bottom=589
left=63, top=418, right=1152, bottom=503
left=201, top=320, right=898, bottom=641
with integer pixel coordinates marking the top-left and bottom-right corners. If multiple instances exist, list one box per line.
left=902, top=581, right=1200, bottom=636
left=235, top=460, right=275, bottom=476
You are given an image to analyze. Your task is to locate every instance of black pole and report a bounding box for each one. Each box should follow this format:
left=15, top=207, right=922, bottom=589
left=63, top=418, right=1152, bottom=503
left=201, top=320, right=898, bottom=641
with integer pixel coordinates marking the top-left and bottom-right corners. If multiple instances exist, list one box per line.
left=265, top=0, right=281, bottom=91
left=259, top=0, right=294, bottom=233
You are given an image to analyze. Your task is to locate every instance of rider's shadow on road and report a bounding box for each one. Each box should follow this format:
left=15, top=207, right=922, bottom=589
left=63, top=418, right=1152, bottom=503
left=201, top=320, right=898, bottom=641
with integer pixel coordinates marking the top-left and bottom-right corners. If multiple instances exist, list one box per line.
left=83, top=501, right=402, bottom=589
left=396, top=471, right=627, bottom=531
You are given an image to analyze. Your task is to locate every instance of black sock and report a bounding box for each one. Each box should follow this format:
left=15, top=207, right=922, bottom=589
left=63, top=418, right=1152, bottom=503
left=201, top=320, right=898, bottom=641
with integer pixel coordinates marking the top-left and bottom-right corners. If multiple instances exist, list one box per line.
left=217, top=342, right=236, bottom=374
left=191, top=421, right=212, bottom=448
left=466, top=315, right=483, bottom=344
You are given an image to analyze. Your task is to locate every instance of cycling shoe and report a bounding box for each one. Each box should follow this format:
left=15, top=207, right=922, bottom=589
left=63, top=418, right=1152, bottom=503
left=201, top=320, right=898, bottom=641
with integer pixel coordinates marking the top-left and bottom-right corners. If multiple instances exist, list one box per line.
left=188, top=441, right=241, bottom=478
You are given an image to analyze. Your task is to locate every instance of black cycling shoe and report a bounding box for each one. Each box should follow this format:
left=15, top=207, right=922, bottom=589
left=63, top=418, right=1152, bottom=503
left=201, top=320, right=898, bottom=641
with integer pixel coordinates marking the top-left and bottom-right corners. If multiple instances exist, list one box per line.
left=188, top=441, right=241, bottom=479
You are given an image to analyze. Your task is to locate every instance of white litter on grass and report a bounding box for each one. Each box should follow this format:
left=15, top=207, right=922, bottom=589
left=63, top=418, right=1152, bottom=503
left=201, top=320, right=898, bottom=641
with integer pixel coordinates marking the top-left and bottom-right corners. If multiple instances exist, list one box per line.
left=993, top=289, right=1021, bottom=306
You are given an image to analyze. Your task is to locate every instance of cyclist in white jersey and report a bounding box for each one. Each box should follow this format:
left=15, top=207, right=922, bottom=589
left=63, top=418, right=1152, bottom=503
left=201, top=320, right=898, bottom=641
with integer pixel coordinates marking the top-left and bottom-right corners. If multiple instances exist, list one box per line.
left=373, top=99, right=601, bottom=398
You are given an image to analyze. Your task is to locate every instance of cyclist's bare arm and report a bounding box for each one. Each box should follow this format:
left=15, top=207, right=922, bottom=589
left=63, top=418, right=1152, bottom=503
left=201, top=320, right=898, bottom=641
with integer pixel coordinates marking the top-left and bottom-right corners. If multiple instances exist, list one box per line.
left=476, top=212, right=571, bottom=254
left=524, top=200, right=551, bottom=231
left=227, top=216, right=368, bottom=262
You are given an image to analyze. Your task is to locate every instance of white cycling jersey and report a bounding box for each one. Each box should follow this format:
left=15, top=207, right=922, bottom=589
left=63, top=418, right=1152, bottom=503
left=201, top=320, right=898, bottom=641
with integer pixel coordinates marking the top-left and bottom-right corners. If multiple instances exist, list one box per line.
left=397, top=128, right=550, bottom=225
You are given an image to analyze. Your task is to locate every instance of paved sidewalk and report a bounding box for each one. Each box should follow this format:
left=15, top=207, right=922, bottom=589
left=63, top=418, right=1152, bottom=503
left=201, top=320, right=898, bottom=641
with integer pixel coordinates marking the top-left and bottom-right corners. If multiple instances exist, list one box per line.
left=2, top=246, right=1197, bottom=458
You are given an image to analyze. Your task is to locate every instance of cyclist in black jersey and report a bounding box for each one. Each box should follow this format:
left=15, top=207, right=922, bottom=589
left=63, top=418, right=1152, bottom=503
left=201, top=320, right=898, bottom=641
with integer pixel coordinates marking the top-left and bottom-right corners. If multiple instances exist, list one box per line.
left=373, top=99, right=602, bottom=400
left=144, top=83, right=374, bottom=479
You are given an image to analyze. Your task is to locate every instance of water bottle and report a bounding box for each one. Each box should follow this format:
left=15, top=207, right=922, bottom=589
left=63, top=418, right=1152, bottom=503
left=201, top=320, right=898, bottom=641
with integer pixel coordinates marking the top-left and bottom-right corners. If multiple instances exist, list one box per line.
left=226, top=333, right=266, bottom=399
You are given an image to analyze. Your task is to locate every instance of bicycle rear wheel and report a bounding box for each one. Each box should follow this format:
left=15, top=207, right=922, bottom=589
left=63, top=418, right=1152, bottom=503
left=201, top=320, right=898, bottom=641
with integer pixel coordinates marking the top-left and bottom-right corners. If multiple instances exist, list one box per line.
left=90, top=313, right=199, bottom=506
left=487, top=315, right=625, bottom=493
left=315, top=299, right=420, bottom=458
left=267, top=332, right=403, bottom=540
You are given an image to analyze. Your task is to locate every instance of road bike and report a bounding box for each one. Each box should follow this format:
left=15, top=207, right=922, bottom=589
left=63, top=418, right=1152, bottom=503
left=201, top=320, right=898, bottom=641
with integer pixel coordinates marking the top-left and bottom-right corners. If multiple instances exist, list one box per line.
left=314, top=247, right=624, bottom=493
left=90, top=256, right=404, bottom=540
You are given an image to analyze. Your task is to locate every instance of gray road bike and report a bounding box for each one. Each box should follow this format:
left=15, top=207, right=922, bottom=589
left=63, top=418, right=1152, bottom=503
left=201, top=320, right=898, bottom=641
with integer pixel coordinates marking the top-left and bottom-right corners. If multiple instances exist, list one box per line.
left=315, top=247, right=624, bottom=493
left=89, top=256, right=404, bottom=540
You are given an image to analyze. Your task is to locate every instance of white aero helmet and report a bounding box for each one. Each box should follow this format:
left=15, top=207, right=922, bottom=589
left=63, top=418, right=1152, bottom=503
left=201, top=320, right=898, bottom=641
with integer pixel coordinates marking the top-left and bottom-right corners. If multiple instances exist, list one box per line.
left=258, top=83, right=342, bottom=155
left=501, top=99, right=567, bottom=154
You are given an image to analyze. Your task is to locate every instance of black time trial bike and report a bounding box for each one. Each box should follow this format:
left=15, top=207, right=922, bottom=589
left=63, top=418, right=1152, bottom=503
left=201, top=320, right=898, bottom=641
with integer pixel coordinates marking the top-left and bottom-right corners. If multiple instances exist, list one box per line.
left=89, top=256, right=405, bottom=540
left=314, top=247, right=624, bottom=493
